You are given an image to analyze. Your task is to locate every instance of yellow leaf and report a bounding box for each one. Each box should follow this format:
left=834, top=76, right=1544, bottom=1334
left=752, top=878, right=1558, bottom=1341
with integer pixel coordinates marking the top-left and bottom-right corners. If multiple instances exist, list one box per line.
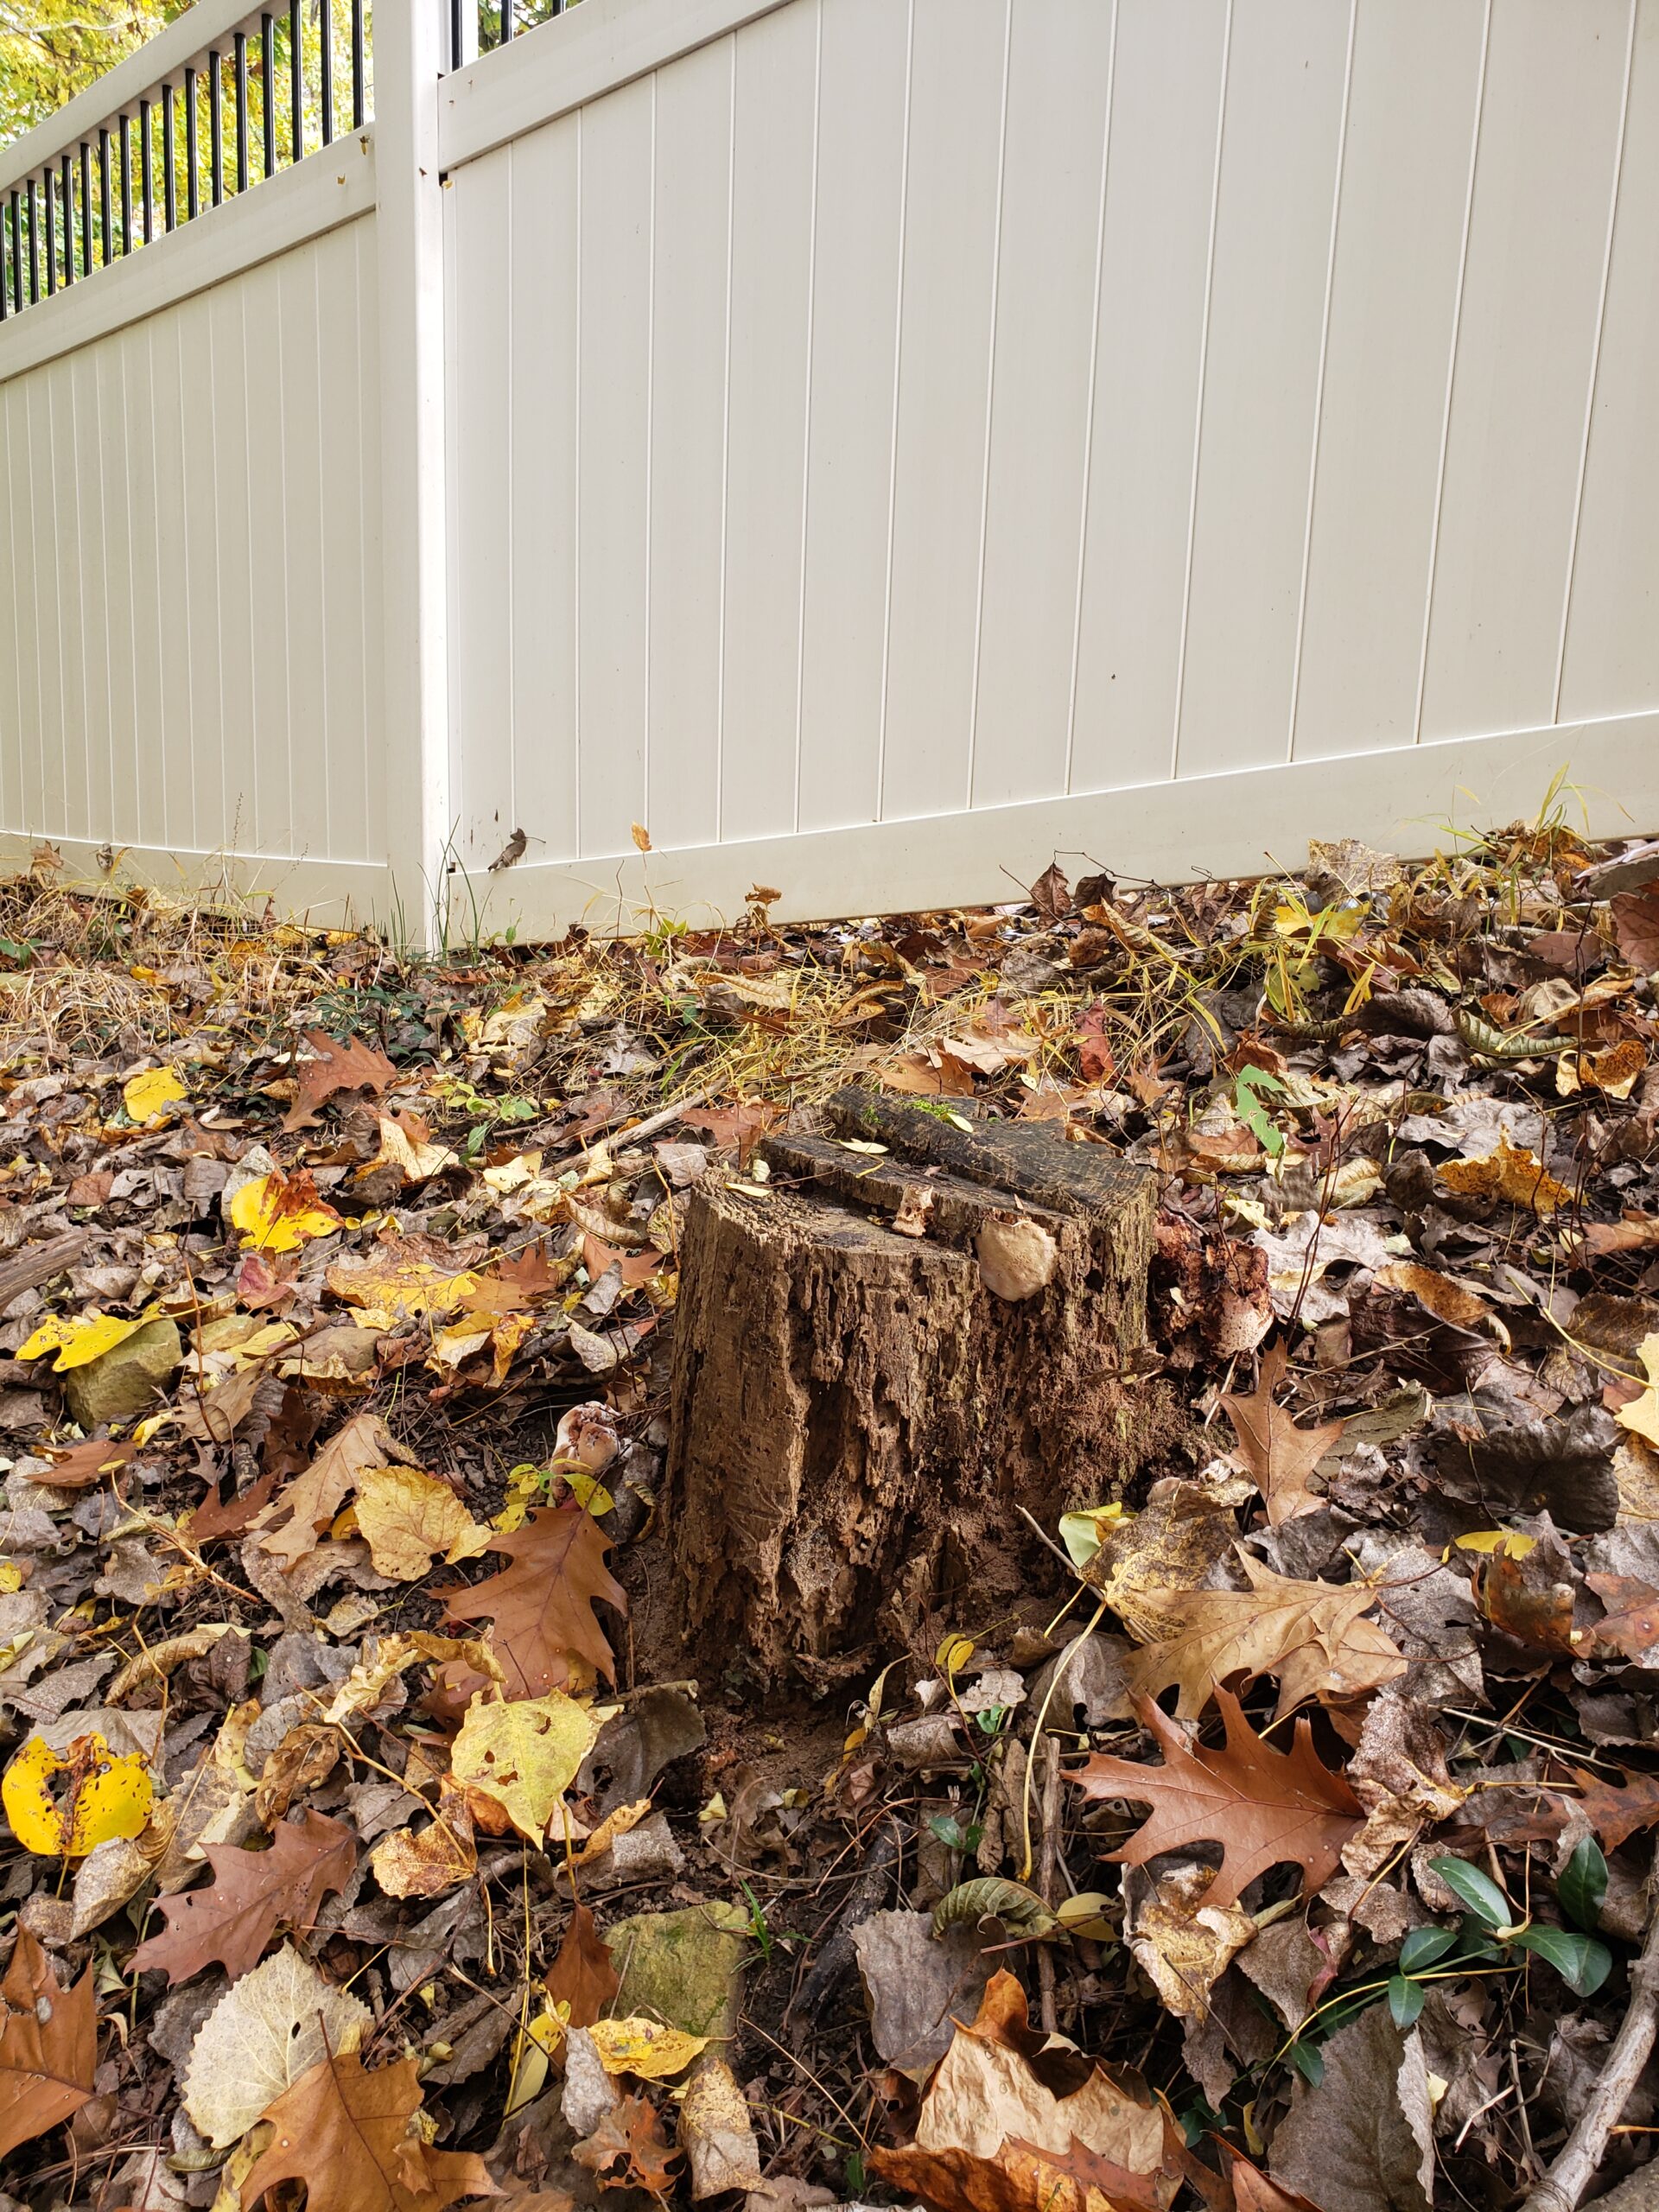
left=124, top=1065, right=188, bottom=1123
left=228, top=1172, right=343, bottom=1252
left=588, top=2015, right=709, bottom=2080
left=1617, top=1335, right=1659, bottom=1451
left=494, top=1463, right=544, bottom=1535
left=3, top=1732, right=154, bottom=1857
left=631, top=823, right=652, bottom=852
left=324, top=1244, right=479, bottom=1317
left=934, top=1635, right=975, bottom=1675
left=558, top=1468, right=614, bottom=1518
left=1452, top=1529, right=1537, bottom=1559
left=353, top=1465, right=493, bottom=1580
left=1439, top=1134, right=1573, bottom=1216
left=0, top=1562, right=20, bottom=1595
left=16, top=1308, right=151, bottom=1371
left=1055, top=1891, right=1117, bottom=1943
left=1058, top=1501, right=1130, bottom=1569
left=370, top=1113, right=460, bottom=1185
left=450, top=1692, right=600, bottom=1845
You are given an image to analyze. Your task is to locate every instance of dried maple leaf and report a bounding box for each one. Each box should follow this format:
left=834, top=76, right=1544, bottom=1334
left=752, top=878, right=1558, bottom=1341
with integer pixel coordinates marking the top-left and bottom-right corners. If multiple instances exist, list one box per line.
left=1124, top=1554, right=1406, bottom=1719
left=1070, top=1688, right=1362, bottom=1906
left=132, top=1808, right=356, bottom=1985
left=186, top=1465, right=281, bottom=1543
left=1438, top=1134, right=1573, bottom=1215
left=438, top=1504, right=626, bottom=1695
left=573, top=2089, right=682, bottom=2196
left=544, top=1904, right=620, bottom=2029
left=1218, top=1344, right=1344, bottom=1524
left=239, top=2048, right=494, bottom=2212
left=283, top=1028, right=399, bottom=1131
left=1573, top=1766, right=1659, bottom=1851
left=0, top=1926, right=96, bottom=2162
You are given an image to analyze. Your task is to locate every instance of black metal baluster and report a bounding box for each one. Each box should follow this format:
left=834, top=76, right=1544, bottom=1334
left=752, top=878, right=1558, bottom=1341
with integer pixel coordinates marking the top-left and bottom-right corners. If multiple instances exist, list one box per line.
left=162, top=86, right=177, bottom=231
left=185, top=70, right=200, bottom=219
left=61, top=153, right=75, bottom=282
left=210, top=52, right=225, bottom=207
left=262, top=16, right=277, bottom=178
left=140, top=99, right=154, bottom=242
left=10, top=194, right=23, bottom=312
left=27, top=177, right=40, bottom=302
left=449, top=0, right=463, bottom=70
left=235, top=33, right=250, bottom=190
left=119, top=114, right=133, bottom=255
left=0, top=200, right=8, bottom=321
left=79, top=143, right=92, bottom=273
left=289, top=1, right=303, bottom=162
left=320, top=0, right=334, bottom=144
left=43, top=168, right=55, bottom=296
left=503, top=0, right=513, bottom=41
left=352, top=0, right=365, bottom=128
left=99, top=130, right=111, bottom=265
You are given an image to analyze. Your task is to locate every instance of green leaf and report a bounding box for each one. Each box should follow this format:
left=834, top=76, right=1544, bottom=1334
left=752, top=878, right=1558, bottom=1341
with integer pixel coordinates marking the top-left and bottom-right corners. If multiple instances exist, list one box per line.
left=1559, top=1837, right=1608, bottom=1934
left=1429, top=1856, right=1515, bottom=1932
left=1233, top=1066, right=1287, bottom=1157
left=1510, top=1927, right=1612, bottom=1998
left=1388, top=1975, right=1426, bottom=2029
left=1287, top=2041, right=1325, bottom=2088
left=1398, top=1924, right=1459, bottom=1975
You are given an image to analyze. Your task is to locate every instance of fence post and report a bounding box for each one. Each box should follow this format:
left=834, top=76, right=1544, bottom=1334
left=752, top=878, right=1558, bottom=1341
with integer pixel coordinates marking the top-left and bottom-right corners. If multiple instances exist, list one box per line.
left=375, top=0, right=451, bottom=950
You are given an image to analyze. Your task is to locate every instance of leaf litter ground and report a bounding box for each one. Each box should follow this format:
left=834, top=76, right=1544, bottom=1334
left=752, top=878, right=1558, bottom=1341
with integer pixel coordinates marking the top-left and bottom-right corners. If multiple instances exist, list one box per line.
left=0, top=816, right=1656, bottom=2209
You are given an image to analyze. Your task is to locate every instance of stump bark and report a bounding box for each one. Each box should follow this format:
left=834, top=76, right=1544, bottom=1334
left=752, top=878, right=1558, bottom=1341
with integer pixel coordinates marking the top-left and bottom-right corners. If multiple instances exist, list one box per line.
left=665, top=1090, right=1160, bottom=1681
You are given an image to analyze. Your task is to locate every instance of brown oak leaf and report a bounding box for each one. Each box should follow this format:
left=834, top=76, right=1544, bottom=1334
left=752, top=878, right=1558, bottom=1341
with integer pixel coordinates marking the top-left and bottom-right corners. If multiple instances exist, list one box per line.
left=1573, top=1766, right=1659, bottom=1851
left=0, top=1926, right=96, bottom=2162
left=1123, top=1554, right=1407, bottom=1719
left=544, top=1904, right=620, bottom=2030
left=438, top=1505, right=626, bottom=1695
left=1218, top=1343, right=1344, bottom=1524
left=36, top=1437, right=137, bottom=1488
left=1584, top=1572, right=1659, bottom=1662
left=239, top=2048, right=494, bottom=2212
left=1070, top=1688, right=1362, bottom=1906
left=132, top=1808, right=357, bottom=1984
left=573, top=2090, right=682, bottom=2196
left=283, top=1029, right=399, bottom=1131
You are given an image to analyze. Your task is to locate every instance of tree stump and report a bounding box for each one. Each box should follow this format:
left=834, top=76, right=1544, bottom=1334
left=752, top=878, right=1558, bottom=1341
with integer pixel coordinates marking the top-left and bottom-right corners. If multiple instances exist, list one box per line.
left=665, top=1090, right=1160, bottom=1682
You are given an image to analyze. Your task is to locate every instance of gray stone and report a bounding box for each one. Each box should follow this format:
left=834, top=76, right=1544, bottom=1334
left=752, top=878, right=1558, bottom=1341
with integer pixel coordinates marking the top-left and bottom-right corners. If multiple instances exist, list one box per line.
left=64, top=1316, right=182, bottom=1426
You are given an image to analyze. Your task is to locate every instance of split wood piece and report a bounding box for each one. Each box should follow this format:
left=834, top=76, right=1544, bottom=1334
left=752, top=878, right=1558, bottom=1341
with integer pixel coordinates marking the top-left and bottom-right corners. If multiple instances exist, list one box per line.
left=665, top=1090, right=1160, bottom=1682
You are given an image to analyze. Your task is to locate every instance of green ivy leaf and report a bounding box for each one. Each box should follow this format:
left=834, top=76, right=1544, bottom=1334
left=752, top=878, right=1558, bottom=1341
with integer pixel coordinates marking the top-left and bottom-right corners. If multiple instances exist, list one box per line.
left=1388, top=1974, right=1427, bottom=2029
left=1287, top=2041, right=1325, bottom=2088
left=1559, top=1837, right=1608, bottom=1934
left=1429, top=1856, right=1515, bottom=1932
left=1398, top=1924, right=1459, bottom=1976
left=1510, top=1927, right=1612, bottom=1998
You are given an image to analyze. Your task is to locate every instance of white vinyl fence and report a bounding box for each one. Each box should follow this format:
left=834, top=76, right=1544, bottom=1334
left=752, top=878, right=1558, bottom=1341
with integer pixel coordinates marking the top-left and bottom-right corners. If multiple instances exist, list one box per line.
left=3, top=0, right=1658, bottom=940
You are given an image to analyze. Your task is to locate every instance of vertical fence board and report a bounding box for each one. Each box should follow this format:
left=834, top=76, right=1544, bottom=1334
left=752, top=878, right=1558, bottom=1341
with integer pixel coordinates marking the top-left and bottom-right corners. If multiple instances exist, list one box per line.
left=970, top=0, right=1111, bottom=810
left=1176, top=0, right=1351, bottom=779
left=1560, top=0, right=1659, bottom=722
left=1292, top=0, right=1486, bottom=761
left=880, top=0, right=1007, bottom=823
left=796, top=0, right=906, bottom=837
left=318, top=221, right=371, bottom=861
left=0, top=391, right=21, bottom=837
left=180, top=293, right=225, bottom=850
left=123, top=337, right=164, bottom=851
left=576, top=79, right=652, bottom=860
left=450, top=143, right=514, bottom=868
left=1421, top=0, right=1630, bottom=741
left=646, top=40, right=730, bottom=855
left=37, top=375, right=69, bottom=836
left=208, top=283, right=253, bottom=855
left=1070, top=0, right=1228, bottom=797
left=70, top=349, right=110, bottom=852
left=244, top=256, right=293, bottom=857
left=99, top=344, right=138, bottom=849
left=277, top=248, right=327, bottom=856
left=506, top=116, right=579, bottom=866
left=53, top=354, right=90, bottom=843
left=719, top=1, right=817, bottom=844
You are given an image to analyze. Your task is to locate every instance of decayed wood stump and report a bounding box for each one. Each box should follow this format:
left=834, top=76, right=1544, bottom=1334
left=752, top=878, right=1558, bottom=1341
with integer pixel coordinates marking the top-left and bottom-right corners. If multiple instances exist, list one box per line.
left=665, top=1089, right=1159, bottom=1681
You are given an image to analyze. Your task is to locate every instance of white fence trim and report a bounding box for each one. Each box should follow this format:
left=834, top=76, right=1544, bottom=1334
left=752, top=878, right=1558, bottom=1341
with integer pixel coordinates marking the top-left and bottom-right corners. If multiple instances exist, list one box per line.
left=0, top=1, right=272, bottom=196
left=437, top=0, right=791, bottom=172
left=449, top=712, right=1659, bottom=937
left=0, top=136, right=375, bottom=382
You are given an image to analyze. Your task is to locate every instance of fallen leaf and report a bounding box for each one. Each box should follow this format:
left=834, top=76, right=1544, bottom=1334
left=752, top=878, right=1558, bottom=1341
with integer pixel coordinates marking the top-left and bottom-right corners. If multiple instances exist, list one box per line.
left=1439, top=1134, right=1573, bottom=1215
left=852, top=1909, right=997, bottom=2075
left=370, top=1109, right=461, bottom=1186
left=239, top=2048, right=496, bottom=2212
left=0, top=1926, right=95, bottom=2161
left=1123, top=1554, right=1406, bottom=1720
left=16, top=1308, right=152, bottom=1371
left=1573, top=1767, right=1659, bottom=1851
left=1268, top=2003, right=1433, bottom=2212
left=587, top=2016, right=709, bottom=2080
left=1616, top=1334, right=1659, bottom=1449
left=3, top=1730, right=153, bottom=1857
left=450, top=1691, right=600, bottom=1843
left=1124, top=1862, right=1256, bottom=2022
left=256, top=1412, right=400, bottom=1569
left=229, top=1169, right=344, bottom=1253
left=182, top=1942, right=371, bottom=2148
left=1557, top=1040, right=1647, bottom=1099
left=1070, top=1689, right=1362, bottom=1906
left=36, top=1436, right=137, bottom=1487
left=123, top=1065, right=188, bottom=1122
left=1218, top=1344, right=1344, bottom=1524
left=131, top=1808, right=356, bottom=1985
left=1610, top=883, right=1659, bottom=971
left=680, top=2056, right=764, bottom=2199
left=1371, top=1262, right=1499, bottom=1338
left=283, top=1029, right=399, bottom=1131
left=439, top=1505, right=627, bottom=1696
left=544, top=1904, right=620, bottom=2029
left=354, top=1465, right=493, bottom=1580
left=574, top=2089, right=682, bottom=2196
left=1584, top=1572, right=1659, bottom=1663
left=370, top=1777, right=478, bottom=1898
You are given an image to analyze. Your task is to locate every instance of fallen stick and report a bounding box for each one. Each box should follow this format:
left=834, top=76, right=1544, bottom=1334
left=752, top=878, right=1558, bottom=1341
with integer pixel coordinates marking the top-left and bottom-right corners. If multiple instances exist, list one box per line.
left=1521, top=1902, right=1659, bottom=2212
left=0, top=1231, right=87, bottom=1316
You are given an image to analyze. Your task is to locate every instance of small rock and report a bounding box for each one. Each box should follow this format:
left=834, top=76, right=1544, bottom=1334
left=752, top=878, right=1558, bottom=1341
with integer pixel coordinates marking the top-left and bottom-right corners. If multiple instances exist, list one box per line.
left=20, top=1893, right=75, bottom=1947
left=64, top=1317, right=182, bottom=1427
left=603, top=1900, right=749, bottom=2039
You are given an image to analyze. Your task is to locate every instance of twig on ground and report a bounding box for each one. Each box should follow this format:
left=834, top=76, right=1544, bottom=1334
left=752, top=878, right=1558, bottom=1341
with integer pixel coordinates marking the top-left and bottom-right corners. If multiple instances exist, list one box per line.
left=1521, top=1899, right=1659, bottom=2212
left=0, top=1230, right=87, bottom=1315
left=1036, top=1738, right=1063, bottom=2036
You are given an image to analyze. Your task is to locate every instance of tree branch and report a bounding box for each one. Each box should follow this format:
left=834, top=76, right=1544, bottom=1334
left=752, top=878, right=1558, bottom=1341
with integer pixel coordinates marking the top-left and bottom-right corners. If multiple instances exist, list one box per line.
left=1521, top=1898, right=1659, bottom=2212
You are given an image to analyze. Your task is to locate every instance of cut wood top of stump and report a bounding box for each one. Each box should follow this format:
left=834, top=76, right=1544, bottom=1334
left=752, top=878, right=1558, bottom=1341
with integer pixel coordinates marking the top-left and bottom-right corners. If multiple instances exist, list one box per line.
left=818, top=1085, right=1148, bottom=1222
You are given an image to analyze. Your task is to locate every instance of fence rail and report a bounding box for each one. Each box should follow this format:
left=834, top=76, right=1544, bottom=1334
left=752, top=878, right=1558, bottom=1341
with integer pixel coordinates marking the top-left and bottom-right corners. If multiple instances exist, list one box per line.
left=0, top=0, right=1656, bottom=941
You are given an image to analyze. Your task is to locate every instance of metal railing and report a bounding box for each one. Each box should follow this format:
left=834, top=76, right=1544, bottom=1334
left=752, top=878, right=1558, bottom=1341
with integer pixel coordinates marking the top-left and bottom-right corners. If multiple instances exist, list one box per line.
left=0, top=0, right=371, bottom=322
